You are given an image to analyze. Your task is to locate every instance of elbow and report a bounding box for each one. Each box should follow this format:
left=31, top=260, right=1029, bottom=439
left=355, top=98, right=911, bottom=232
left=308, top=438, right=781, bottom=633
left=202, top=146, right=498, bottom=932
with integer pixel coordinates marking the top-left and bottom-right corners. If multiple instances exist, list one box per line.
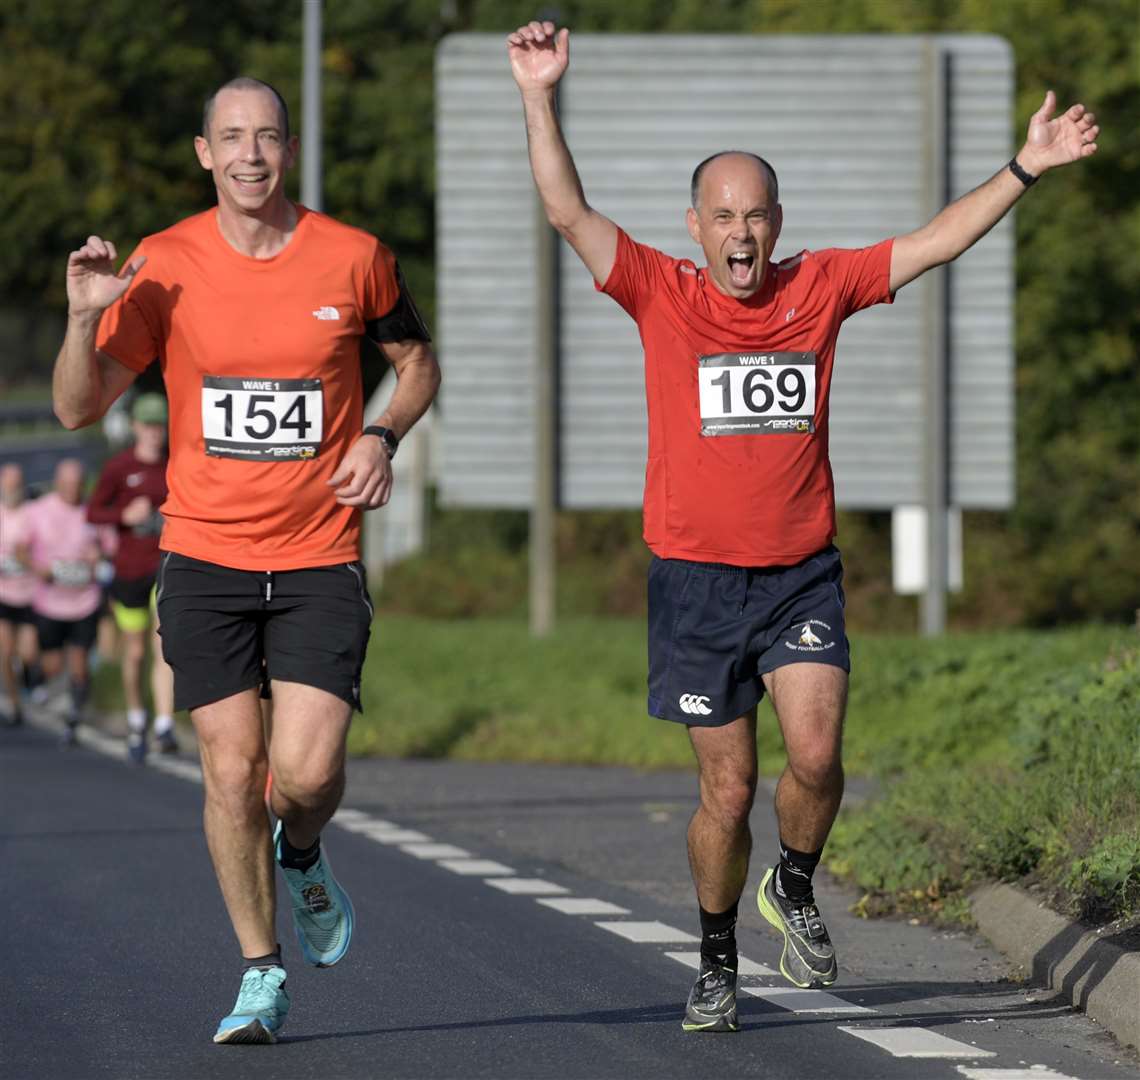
left=53, top=400, right=99, bottom=431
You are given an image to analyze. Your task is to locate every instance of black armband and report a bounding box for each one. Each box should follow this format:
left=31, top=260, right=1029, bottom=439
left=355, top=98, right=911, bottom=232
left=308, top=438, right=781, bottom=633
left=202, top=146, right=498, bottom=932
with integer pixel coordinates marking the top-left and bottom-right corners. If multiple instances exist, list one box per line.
left=365, top=263, right=432, bottom=344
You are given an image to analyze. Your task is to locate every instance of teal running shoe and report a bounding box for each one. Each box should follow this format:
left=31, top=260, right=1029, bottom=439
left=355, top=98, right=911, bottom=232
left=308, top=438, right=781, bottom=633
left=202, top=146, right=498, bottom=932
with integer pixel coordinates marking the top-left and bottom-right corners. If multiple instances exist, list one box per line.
left=213, top=966, right=289, bottom=1045
left=274, top=821, right=354, bottom=967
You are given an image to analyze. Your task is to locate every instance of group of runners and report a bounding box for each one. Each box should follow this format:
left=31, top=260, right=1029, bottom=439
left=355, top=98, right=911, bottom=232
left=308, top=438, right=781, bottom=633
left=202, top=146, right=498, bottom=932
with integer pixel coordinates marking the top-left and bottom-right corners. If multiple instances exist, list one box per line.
left=46, top=21, right=1098, bottom=1044
left=0, top=400, right=173, bottom=759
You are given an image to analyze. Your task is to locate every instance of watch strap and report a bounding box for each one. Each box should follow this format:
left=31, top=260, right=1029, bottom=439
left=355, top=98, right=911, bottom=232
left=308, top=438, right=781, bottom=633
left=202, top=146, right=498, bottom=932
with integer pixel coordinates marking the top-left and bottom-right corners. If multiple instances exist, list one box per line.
left=1008, top=156, right=1038, bottom=187
left=362, top=425, right=399, bottom=458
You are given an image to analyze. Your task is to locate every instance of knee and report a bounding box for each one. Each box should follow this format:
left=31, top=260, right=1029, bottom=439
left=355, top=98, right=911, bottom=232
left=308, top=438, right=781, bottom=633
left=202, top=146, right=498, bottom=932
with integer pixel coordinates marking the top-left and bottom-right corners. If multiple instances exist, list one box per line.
left=201, top=751, right=267, bottom=816
left=788, top=745, right=844, bottom=796
left=700, top=767, right=757, bottom=829
left=271, top=755, right=342, bottom=809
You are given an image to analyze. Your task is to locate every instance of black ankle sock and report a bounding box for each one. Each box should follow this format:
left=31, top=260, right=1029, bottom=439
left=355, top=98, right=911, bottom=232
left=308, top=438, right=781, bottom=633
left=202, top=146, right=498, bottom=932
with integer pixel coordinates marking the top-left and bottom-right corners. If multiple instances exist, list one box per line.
left=243, top=945, right=282, bottom=972
left=776, top=840, right=822, bottom=904
left=278, top=825, right=320, bottom=872
left=699, top=901, right=738, bottom=967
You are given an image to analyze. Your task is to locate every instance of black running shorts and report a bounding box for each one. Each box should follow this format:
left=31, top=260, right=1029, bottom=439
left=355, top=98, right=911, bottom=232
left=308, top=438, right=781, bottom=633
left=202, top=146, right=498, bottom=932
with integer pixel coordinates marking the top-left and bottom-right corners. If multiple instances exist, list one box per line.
left=647, top=545, right=850, bottom=727
left=36, top=610, right=100, bottom=652
left=109, top=573, right=157, bottom=611
left=0, top=601, right=34, bottom=626
left=156, top=552, right=374, bottom=714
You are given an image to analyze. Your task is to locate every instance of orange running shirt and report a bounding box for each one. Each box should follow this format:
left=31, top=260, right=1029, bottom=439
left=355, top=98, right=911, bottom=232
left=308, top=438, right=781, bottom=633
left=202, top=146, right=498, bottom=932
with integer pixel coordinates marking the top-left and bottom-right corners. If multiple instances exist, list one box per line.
left=598, top=228, right=894, bottom=567
left=97, top=207, right=399, bottom=570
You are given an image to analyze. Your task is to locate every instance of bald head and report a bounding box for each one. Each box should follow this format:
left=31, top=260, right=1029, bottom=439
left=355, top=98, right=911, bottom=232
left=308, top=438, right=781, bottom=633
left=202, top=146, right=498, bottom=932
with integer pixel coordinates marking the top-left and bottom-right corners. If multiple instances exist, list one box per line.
left=202, top=77, right=289, bottom=140
left=691, top=151, right=779, bottom=210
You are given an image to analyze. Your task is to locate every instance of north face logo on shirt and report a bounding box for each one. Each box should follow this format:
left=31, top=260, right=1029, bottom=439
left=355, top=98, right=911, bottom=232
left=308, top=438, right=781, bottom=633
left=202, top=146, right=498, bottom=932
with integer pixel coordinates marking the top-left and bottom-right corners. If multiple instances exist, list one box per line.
left=312, top=306, right=340, bottom=321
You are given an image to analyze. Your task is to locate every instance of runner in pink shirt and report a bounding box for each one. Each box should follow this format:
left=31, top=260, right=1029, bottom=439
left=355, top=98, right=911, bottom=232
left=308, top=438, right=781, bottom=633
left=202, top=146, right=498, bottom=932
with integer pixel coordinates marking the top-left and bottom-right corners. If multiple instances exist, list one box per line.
left=18, top=458, right=102, bottom=743
left=0, top=464, right=40, bottom=726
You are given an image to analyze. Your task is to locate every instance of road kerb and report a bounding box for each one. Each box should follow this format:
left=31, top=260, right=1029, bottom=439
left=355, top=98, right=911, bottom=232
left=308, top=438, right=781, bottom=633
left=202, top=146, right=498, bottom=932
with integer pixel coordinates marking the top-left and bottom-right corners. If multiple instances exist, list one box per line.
left=971, top=882, right=1139, bottom=1052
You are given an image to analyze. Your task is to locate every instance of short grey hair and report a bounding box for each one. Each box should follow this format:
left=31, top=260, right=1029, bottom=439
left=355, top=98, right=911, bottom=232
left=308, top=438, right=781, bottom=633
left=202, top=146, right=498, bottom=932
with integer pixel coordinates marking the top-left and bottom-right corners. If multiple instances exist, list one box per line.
left=690, top=151, right=779, bottom=209
left=202, top=77, right=290, bottom=139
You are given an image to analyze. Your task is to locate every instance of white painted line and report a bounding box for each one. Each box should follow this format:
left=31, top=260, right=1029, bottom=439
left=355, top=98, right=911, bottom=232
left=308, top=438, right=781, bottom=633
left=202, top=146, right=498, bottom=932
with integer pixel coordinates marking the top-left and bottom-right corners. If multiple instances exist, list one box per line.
left=148, top=756, right=204, bottom=784
left=595, top=921, right=700, bottom=944
left=957, top=1068, right=1078, bottom=1080
left=664, top=951, right=778, bottom=977
left=744, top=986, right=874, bottom=1014
left=399, top=843, right=472, bottom=860
left=361, top=828, right=432, bottom=844
left=537, top=898, right=631, bottom=916
left=485, top=878, right=570, bottom=896
left=438, top=859, right=516, bottom=876
left=337, top=819, right=406, bottom=834
left=838, top=1026, right=996, bottom=1058
left=331, top=808, right=372, bottom=823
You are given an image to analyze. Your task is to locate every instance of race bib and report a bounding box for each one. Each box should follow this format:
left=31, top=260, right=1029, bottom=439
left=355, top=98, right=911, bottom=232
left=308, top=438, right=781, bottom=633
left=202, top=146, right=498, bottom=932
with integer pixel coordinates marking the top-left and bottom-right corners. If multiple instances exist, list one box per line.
left=698, top=352, right=817, bottom=436
left=0, top=554, right=24, bottom=577
left=201, top=377, right=323, bottom=461
left=52, top=560, right=93, bottom=588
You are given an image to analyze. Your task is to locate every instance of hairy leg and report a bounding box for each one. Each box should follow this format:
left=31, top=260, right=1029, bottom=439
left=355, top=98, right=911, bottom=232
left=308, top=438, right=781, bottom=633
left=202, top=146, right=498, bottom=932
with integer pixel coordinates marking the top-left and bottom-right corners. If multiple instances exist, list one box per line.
left=762, top=663, right=847, bottom=853
left=687, top=710, right=758, bottom=912
left=193, top=688, right=275, bottom=956
left=266, top=680, right=352, bottom=850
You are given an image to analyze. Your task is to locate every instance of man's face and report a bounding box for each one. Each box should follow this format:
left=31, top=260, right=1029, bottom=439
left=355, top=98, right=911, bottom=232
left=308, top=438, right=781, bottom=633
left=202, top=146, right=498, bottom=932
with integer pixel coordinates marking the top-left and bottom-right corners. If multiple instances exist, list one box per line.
left=194, top=88, right=297, bottom=216
left=133, top=420, right=167, bottom=457
left=686, top=155, right=783, bottom=300
left=0, top=464, right=22, bottom=506
left=54, top=460, right=84, bottom=505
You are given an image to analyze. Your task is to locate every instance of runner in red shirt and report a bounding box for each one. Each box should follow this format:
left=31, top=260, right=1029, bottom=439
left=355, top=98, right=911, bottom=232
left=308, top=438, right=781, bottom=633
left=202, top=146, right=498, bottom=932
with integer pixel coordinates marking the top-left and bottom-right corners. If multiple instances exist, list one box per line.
left=509, top=21, right=1100, bottom=1032
left=52, top=77, right=440, bottom=1044
left=87, top=392, right=176, bottom=762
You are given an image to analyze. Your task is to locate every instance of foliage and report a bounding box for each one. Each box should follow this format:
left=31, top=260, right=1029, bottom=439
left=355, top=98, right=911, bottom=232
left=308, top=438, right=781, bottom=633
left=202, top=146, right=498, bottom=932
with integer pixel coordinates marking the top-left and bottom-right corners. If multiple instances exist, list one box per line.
left=828, top=644, right=1140, bottom=924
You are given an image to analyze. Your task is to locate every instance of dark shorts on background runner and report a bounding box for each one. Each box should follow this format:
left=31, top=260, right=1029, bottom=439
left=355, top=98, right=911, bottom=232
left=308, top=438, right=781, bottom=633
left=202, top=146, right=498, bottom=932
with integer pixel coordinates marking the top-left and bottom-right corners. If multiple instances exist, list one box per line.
left=156, top=552, right=374, bottom=714
left=0, top=601, right=34, bottom=626
left=109, top=574, right=157, bottom=611
left=36, top=610, right=100, bottom=652
left=647, top=545, right=850, bottom=727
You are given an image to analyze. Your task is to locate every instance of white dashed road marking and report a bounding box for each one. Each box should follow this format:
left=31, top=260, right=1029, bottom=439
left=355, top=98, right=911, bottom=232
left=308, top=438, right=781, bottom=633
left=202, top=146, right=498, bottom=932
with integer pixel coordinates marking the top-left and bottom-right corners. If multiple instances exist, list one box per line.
left=594, top=921, right=700, bottom=944
left=485, top=878, right=570, bottom=896
left=537, top=898, right=631, bottom=916
left=437, top=858, right=516, bottom=876
left=838, top=1026, right=997, bottom=1058
left=744, top=986, right=874, bottom=1014
left=957, top=1069, right=1079, bottom=1080
left=361, top=827, right=432, bottom=843
left=399, top=843, right=472, bottom=860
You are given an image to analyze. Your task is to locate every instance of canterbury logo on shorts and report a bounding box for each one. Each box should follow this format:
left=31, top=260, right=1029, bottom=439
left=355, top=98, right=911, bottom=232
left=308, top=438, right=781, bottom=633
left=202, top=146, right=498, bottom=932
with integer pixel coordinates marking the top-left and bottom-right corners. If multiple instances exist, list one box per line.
left=678, top=693, right=712, bottom=716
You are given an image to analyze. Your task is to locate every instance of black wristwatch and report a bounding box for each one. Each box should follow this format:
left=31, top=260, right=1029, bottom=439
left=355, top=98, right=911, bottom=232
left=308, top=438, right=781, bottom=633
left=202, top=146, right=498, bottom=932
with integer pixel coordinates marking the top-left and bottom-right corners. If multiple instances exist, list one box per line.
left=363, top=425, right=399, bottom=459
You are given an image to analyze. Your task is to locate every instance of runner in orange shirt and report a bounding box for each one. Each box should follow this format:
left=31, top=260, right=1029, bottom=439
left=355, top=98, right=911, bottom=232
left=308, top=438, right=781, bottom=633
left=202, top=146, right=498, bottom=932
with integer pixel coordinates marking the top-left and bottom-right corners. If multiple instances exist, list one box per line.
left=52, top=77, right=440, bottom=1045
left=508, top=21, right=1099, bottom=1033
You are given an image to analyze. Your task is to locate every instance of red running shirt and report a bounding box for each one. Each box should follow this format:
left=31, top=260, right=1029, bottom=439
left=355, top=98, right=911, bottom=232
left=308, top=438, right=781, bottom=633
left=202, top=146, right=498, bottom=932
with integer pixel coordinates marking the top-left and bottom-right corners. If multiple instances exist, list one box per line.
left=87, top=448, right=169, bottom=581
left=598, top=229, right=894, bottom=566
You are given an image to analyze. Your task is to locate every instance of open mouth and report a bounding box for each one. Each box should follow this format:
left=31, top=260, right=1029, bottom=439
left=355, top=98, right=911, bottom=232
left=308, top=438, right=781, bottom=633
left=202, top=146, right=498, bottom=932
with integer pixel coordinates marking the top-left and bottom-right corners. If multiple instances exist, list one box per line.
left=726, top=250, right=756, bottom=286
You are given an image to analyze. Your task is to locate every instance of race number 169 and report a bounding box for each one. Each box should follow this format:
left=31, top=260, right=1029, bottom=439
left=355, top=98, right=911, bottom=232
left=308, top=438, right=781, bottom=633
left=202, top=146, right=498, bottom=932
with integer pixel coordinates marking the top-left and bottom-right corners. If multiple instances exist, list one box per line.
left=698, top=352, right=817, bottom=436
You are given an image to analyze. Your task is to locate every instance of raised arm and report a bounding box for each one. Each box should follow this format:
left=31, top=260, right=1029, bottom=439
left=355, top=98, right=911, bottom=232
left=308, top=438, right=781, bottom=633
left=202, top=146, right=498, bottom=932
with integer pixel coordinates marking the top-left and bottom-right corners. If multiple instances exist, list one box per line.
left=53, top=236, right=143, bottom=429
left=507, top=21, right=618, bottom=285
left=889, top=91, right=1099, bottom=292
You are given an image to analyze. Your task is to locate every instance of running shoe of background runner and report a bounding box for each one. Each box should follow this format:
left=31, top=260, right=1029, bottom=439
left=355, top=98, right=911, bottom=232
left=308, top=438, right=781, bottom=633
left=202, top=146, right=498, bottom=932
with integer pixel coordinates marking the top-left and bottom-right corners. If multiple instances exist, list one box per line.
left=60, top=719, right=78, bottom=747
left=213, top=966, right=290, bottom=1045
left=156, top=728, right=179, bottom=755
left=682, top=958, right=739, bottom=1032
left=127, top=731, right=147, bottom=764
left=274, top=820, right=354, bottom=967
left=757, top=866, right=838, bottom=987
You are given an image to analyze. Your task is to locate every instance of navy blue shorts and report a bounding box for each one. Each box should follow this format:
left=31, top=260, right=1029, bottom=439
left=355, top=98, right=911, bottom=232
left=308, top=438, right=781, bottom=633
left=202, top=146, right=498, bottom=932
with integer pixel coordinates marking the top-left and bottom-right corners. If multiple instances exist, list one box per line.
left=647, top=546, right=850, bottom=727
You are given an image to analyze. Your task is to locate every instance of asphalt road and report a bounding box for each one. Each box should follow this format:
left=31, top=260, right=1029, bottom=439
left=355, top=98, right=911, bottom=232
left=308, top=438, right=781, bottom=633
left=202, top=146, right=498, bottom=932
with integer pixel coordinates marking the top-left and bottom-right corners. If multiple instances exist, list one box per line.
left=4, top=721, right=1138, bottom=1080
